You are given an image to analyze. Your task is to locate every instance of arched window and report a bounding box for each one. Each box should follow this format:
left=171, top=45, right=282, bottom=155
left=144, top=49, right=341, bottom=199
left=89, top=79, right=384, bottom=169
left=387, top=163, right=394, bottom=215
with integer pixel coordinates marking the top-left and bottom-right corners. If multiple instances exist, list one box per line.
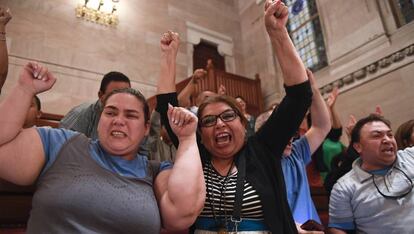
left=283, top=0, right=327, bottom=71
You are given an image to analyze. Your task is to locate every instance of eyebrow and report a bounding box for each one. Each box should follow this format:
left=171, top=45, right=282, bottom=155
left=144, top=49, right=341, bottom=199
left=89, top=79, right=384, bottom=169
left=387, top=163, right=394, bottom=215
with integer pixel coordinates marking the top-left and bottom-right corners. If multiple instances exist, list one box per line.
left=104, top=105, right=140, bottom=114
left=370, top=130, right=392, bottom=134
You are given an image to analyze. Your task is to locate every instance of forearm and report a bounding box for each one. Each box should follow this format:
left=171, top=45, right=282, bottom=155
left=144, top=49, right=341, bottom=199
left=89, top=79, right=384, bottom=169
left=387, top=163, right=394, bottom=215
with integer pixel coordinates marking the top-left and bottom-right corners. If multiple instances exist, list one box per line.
left=177, top=79, right=195, bottom=108
left=157, top=54, right=176, bottom=94
left=270, top=28, right=307, bottom=86
left=330, top=106, right=342, bottom=129
left=0, top=84, right=34, bottom=144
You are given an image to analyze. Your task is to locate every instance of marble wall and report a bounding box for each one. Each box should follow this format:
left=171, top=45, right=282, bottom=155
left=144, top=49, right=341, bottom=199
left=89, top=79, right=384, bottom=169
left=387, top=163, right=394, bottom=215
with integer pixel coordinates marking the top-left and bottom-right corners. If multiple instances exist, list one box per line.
left=0, top=0, right=244, bottom=115
left=1, top=0, right=413, bottom=132
left=237, top=0, right=414, bottom=135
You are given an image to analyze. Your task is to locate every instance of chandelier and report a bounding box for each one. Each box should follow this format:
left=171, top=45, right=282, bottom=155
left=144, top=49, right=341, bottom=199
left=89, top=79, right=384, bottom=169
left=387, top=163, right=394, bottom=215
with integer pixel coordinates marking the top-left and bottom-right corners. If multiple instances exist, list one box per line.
left=75, top=0, right=119, bottom=26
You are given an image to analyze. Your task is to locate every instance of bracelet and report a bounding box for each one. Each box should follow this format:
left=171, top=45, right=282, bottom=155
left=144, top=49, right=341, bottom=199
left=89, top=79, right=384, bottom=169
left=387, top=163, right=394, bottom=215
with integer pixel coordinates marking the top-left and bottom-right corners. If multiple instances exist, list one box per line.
left=0, top=32, right=5, bottom=41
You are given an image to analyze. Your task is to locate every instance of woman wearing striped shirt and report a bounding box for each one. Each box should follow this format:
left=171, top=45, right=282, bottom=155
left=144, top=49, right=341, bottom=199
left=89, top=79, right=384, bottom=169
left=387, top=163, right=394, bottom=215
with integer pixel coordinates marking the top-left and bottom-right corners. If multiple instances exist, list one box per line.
left=156, top=1, right=312, bottom=233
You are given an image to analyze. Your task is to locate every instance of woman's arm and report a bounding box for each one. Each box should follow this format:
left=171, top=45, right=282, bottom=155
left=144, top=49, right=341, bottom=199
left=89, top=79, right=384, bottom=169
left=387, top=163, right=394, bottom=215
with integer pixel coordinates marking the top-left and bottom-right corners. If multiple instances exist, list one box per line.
left=154, top=105, right=205, bottom=230
left=156, top=31, right=181, bottom=148
left=264, top=0, right=307, bottom=86
left=256, top=1, right=312, bottom=156
left=0, top=62, right=56, bottom=185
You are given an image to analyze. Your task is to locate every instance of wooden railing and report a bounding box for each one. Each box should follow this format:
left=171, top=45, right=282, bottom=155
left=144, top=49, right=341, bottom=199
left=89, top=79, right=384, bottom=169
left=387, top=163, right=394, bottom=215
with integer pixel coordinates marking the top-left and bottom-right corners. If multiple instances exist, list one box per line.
left=147, top=60, right=264, bottom=116
left=35, top=112, right=64, bottom=128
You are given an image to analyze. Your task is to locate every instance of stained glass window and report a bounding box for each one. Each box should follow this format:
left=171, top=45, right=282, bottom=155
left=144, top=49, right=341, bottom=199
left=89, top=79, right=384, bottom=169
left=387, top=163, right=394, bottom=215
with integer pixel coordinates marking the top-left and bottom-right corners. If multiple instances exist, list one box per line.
left=390, top=0, right=414, bottom=27
left=283, top=0, right=327, bottom=71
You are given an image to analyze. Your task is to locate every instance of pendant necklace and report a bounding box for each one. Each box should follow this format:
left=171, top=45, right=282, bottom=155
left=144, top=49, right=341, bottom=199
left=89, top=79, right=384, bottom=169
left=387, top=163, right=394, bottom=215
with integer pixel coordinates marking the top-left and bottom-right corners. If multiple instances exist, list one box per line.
left=207, top=160, right=235, bottom=234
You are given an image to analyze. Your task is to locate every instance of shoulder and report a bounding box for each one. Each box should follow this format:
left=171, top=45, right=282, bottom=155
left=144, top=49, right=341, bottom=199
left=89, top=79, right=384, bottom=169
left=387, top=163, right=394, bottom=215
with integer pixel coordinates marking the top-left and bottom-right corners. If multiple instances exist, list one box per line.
left=333, top=169, right=358, bottom=193
left=293, top=136, right=309, bottom=149
left=69, top=101, right=96, bottom=113
left=36, top=127, right=79, bottom=141
left=398, top=146, right=414, bottom=160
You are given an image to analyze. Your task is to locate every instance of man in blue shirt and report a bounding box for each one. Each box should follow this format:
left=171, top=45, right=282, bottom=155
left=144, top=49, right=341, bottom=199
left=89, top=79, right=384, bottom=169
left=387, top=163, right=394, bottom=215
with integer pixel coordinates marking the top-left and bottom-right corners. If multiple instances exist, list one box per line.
left=281, top=69, right=331, bottom=229
left=256, top=69, right=331, bottom=230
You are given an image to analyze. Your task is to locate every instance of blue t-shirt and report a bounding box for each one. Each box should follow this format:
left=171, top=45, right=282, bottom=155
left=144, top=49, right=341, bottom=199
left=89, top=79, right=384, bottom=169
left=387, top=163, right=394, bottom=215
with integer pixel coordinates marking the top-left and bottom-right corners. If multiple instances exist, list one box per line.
left=281, top=136, right=321, bottom=224
left=36, top=127, right=172, bottom=178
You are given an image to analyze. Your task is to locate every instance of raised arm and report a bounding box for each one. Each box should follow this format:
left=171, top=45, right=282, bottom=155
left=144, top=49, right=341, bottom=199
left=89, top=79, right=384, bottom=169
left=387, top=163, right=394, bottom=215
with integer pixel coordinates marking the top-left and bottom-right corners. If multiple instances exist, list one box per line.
left=177, top=68, right=206, bottom=108
left=257, top=1, right=312, bottom=156
left=157, top=31, right=179, bottom=94
left=154, top=105, right=205, bottom=230
left=0, top=7, right=12, bottom=93
left=326, top=86, right=341, bottom=129
left=156, top=31, right=181, bottom=148
left=0, top=62, right=56, bottom=185
left=264, top=0, right=307, bottom=86
left=304, top=69, right=331, bottom=154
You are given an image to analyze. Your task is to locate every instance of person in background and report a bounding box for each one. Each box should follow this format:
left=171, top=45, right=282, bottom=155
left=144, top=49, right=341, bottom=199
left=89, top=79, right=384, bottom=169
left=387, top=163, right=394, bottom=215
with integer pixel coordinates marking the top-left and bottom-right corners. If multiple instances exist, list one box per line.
left=0, top=62, right=205, bottom=233
left=177, top=68, right=207, bottom=109
left=23, top=95, right=42, bottom=128
left=254, top=103, right=279, bottom=132
left=280, top=69, right=330, bottom=230
left=147, top=110, right=177, bottom=162
left=59, top=71, right=131, bottom=139
left=328, top=114, right=414, bottom=234
left=255, top=69, right=328, bottom=231
left=235, top=95, right=256, bottom=138
left=313, top=86, right=345, bottom=180
left=0, top=6, right=12, bottom=94
left=156, top=0, right=314, bottom=232
left=395, top=119, right=414, bottom=150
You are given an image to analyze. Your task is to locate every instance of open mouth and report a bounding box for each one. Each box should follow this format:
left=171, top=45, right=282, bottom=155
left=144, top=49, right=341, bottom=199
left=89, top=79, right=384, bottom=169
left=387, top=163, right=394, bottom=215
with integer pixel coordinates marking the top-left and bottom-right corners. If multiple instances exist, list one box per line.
left=381, top=146, right=394, bottom=155
left=215, top=132, right=232, bottom=145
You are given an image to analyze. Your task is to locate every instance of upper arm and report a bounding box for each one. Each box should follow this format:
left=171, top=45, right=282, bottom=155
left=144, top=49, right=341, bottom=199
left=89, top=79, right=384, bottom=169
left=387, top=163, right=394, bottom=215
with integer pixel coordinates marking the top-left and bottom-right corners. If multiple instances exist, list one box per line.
left=0, top=128, right=45, bottom=185
left=154, top=169, right=195, bottom=230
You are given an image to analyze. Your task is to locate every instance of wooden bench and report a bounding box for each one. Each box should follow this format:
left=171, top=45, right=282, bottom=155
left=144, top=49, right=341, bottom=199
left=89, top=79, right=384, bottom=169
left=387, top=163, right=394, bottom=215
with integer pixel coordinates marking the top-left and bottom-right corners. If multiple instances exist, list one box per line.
left=310, top=185, right=329, bottom=227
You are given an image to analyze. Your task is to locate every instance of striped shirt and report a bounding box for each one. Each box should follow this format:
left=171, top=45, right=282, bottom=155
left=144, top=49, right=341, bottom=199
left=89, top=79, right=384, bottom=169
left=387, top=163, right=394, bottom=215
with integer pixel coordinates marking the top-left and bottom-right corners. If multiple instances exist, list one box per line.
left=200, top=164, right=264, bottom=220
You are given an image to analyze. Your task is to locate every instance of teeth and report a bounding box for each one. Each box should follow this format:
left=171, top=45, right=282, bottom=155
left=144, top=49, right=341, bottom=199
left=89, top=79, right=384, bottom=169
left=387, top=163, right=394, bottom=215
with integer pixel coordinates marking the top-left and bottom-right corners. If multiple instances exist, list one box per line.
left=217, top=133, right=229, bottom=138
left=111, top=131, right=126, bottom=137
left=216, top=132, right=231, bottom=143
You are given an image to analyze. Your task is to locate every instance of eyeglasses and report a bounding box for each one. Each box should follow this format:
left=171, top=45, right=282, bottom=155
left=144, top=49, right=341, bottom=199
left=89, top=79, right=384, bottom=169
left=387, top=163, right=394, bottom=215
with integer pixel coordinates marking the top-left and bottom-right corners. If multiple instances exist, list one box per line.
left=372, top=167, right=413, bottom=199
left=200, top=109, right=238, bottom=127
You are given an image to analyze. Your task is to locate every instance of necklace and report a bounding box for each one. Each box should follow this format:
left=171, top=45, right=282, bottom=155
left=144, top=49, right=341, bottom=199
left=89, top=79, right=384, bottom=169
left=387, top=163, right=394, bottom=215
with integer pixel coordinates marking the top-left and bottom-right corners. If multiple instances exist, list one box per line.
left=207, top=160, right=235, bottom=233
